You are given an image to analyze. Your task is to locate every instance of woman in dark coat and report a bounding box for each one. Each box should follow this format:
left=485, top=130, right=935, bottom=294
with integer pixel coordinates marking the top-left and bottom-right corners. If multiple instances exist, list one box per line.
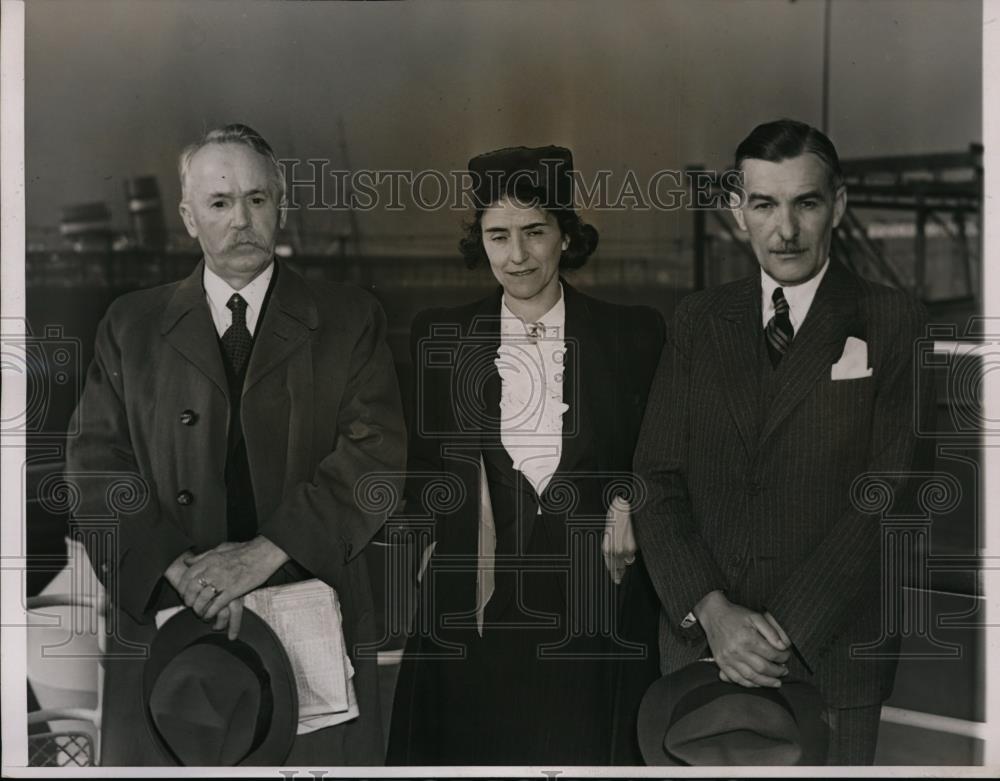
left=388, top=146, right=664, bottom=766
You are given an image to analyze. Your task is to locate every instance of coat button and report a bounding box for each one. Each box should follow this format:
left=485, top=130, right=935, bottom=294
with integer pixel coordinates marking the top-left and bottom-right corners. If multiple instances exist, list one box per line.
left=176, top=490, right=194, bottom=506
left=746, top=479, right=761, bottom=495
left=731, top=553, right=743, bottom=567
left=179, top=409, right=198, bottom=426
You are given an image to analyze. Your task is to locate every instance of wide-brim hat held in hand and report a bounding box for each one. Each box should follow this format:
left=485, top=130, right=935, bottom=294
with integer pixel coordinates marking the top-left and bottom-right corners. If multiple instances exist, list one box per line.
left=637, top=660, right=829, bottom=766
left=142, top=608, right=298, bottom=766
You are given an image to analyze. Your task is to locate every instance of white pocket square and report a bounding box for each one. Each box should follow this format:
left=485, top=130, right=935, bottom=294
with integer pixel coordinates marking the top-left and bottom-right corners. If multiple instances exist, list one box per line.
left=831, top=336, right=873, bottom=380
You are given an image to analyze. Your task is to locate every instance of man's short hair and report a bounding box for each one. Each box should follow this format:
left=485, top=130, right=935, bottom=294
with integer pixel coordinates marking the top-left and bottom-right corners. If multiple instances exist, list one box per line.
left=178, top=123, right=286, bottom=203
left=734, top=119, right=843, bottom=188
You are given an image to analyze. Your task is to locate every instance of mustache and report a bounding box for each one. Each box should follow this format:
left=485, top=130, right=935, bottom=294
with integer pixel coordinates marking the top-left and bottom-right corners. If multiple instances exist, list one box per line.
left=227, top=233, right=266, bottom=250
left=770, top=245, right=805, bottom=253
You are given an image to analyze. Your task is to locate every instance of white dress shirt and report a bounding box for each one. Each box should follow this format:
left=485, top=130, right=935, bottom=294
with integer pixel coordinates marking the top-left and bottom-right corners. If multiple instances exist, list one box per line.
left=496, top=286, right=569, bottom=497
left=203, top=262, right=274, bottom=338
left=760, top=257, right=830, bottom=335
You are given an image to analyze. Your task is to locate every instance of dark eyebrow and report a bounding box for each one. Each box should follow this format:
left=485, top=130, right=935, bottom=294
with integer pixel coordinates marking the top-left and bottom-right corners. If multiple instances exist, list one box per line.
left=746, top=190, right=828, bottom=204
left=206, top=188, right=269, bottom=199
left=484, top=221, right=549, bottom=233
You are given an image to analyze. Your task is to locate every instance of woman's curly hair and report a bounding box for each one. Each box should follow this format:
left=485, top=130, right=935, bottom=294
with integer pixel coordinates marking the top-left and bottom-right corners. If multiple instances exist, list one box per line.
left=458, top=192, right=599, bottom=271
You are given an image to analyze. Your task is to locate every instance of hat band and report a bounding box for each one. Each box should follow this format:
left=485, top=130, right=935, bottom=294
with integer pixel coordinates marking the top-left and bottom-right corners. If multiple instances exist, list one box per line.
left=148, top=634, right=277, bottom=765
left=668, top=681, right=796, bottom=731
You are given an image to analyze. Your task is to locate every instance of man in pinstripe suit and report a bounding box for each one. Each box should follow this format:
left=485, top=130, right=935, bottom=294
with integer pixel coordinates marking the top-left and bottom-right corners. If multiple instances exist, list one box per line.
left=634, top=119, right=930, bottom=764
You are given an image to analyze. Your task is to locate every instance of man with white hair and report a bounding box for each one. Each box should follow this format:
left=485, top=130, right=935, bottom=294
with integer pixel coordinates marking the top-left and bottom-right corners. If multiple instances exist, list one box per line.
left=66, top=123, right=405, bottom=765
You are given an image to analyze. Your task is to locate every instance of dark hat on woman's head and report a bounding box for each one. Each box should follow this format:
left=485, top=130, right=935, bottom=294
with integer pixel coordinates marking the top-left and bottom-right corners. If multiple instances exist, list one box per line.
left=142, top=608, right=298, bottom=766
left=468, top=145, right=575, bottom=210
left=637, top=661, right=829, bottom=766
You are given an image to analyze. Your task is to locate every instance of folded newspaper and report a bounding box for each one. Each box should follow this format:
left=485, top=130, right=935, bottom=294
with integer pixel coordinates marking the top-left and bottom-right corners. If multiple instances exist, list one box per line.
left=155, top=578, right=359, bottom=735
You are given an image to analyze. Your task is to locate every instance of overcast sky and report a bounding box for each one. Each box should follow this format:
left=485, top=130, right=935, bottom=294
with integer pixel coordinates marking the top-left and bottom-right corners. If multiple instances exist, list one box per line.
left=25, top=0, right=982, bottom=255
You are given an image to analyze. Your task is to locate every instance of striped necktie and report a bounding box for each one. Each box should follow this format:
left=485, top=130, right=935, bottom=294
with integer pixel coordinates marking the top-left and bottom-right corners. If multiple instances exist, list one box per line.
left=765, top=287, right=794, bottom=368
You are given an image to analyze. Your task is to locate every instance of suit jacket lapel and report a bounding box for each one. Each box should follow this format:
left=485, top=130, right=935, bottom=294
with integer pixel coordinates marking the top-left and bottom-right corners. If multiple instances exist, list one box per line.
left=759, top=260, right=862, bottom=446
left=469, top=289, right=513, bottom=484
left=558, top=282, right=601, bottom=475
left=243, top=262, right=318, bottom=395
left=709, top=277, right=761, bottom=456
left=469, top=289, right=525, bottom=618
left=160, top=261, right=229, bottom=399
left=541, top=282, right=604, bottom=607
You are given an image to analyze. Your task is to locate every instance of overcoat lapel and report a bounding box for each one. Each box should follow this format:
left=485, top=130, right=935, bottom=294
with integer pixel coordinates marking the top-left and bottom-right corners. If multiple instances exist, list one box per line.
left=243, top=263, right=318, bottom=395
left=159, top=260, right=320, bottom=401
left=709, top=277, right=761, bottom=456
left=759, top=260, right=861, bottom=446
left=160, top=261, right=229, bottom=399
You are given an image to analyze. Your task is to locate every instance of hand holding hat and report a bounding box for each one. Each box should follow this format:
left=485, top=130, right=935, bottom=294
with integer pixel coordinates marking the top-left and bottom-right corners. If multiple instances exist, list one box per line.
left=166, top=551, right=244, bottom=639
left=175, top=537, right=289, bottom=634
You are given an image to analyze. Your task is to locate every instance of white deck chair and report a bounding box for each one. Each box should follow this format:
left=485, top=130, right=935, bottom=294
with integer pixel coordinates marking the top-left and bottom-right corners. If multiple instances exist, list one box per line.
left=26, top=537, right=106, bottom=766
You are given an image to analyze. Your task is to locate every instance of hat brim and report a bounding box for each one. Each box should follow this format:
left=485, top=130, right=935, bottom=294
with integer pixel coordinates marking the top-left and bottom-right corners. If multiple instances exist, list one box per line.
left=638, top=661, right=717, bottom=765
left=142, top=608, right=298, bottom=766
left=637, top=661, right=828, bottom=766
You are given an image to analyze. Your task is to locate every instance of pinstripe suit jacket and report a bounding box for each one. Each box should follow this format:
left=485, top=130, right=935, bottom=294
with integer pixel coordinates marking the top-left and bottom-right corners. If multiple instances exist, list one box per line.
left=633, top=260, right=931, bottom=708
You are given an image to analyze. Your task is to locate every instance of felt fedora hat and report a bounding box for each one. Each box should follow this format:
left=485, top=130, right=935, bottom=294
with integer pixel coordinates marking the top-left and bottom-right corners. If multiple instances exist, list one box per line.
left=468, top=145, right=576, bottom=210
left=638, top=660, right=829, bottom=766
left=142, top=608, right=298, bottom=766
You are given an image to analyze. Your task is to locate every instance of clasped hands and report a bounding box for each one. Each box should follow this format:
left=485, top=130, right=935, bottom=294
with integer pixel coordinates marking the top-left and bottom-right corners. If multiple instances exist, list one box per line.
left=694, top=590, right=793, bottom=688
left=163, top=536, right=288, bottom=640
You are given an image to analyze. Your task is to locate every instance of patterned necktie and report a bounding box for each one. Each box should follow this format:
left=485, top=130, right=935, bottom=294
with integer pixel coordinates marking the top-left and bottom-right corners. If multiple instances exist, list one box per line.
left=222, top=293, right=252, bottom=376
left=765, top=287, right=794, bottom=368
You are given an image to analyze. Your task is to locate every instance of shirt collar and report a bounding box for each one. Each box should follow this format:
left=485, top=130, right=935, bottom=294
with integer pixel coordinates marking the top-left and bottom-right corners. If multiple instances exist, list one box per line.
left=203, top=261, right=274, bottom=336
left=500, top=283, right=566, bottom=339
left=761, top=258, right=830, bottom=332
left=204, top=261, right=273, bottom=314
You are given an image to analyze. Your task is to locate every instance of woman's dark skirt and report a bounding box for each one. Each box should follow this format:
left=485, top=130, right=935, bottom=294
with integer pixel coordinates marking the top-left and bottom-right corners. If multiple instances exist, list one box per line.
left=387, top=523, right=660, bottom=766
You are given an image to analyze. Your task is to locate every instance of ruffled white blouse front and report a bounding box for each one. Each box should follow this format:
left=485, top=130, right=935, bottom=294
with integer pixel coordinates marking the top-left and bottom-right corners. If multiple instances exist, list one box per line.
left=496, top=287, right=569, bottom=496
